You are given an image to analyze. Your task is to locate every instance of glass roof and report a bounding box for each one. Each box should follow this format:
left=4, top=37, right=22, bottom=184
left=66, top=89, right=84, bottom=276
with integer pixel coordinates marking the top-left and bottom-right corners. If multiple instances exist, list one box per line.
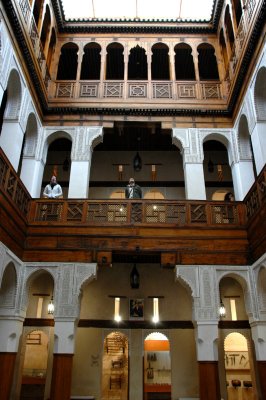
left=61, top=0, right=215, bottom=21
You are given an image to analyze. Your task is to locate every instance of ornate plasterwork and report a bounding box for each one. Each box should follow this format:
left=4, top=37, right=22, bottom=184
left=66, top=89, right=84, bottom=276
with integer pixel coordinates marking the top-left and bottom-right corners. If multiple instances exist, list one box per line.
left=23, top=262, right=97, bottom=319
left=72, top=126, right=103, bottom=161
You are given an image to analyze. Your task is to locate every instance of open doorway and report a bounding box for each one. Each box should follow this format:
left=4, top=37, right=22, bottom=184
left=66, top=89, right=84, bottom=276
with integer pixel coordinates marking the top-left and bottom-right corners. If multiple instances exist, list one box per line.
left=144, top=332, right=171, bottom=400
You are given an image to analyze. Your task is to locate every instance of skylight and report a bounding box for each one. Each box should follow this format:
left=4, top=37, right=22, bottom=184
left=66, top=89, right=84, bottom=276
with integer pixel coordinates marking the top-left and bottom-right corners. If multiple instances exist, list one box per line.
left=61, top=0, right=215, bottom=21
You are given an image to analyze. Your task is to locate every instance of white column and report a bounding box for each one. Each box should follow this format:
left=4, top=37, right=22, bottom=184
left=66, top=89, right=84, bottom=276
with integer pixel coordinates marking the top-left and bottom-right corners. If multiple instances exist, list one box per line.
left=250, top=322, right=266, bottom=361
left=0, top=121, right=24, bottom=171
left=231, top=160, right=255, bottom=200
left=195, top=321, right=219, bottom=361
left=68, top=157, right=91, bottom=198
left=68, top=127, right=103, bottom=198
left=53, top=319, right=77, bottom=354
left=0, top=318, right=24, bottom=352
left=183, top=161, right=206, bottom=200
left=20, top=158, right=45, bottom=198
left=251, top=122, right=266, bottom=175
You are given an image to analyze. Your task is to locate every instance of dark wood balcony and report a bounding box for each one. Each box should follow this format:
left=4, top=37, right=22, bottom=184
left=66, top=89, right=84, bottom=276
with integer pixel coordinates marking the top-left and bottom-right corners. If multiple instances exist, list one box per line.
left=0, top=149, right=265, bottom=266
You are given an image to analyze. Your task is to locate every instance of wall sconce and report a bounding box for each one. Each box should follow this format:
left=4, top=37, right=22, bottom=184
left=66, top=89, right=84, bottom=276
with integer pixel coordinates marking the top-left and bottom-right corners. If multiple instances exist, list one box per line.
left=133, top=152, right=142, bottom=172
left=118, top=165, right=123, bottom=181
left=130, top=264, right=140, bottom=289
left=114, top=297, right=122, bottom=322
left=48, top=296, right=54, bottom=315
left=151, top=164, right=156, bottom=181
left=152, top=298, right=159, bottom=323
left=219, top=299, right=226, bottom=318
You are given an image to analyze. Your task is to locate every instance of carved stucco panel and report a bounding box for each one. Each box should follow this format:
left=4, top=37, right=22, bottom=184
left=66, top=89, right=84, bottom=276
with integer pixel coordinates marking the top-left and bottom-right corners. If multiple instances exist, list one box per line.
left=175, top=265, right=199, bottom=298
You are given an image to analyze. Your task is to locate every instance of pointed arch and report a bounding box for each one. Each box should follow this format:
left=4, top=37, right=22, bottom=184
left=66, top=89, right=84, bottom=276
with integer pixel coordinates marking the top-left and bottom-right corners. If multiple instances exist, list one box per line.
left=0, top=262, right=17, bottom=309
left=197, top=43, right=219, bottom=80
left=151, top=43, right=170, bottom=80
left=4, top=69, right=22, bottom=119
left=40, top=4, right=51, bottom=50
left=80, top=42, right=101, bottom=80
left=57, top=43, right=79, bottom=80
left=128, top=45, right=147, bottom=80
left=174, top=43, right=195, bottom=80
left=106, top=42, right=124, bottom=80
left=254, top=67, right=266, bottom=121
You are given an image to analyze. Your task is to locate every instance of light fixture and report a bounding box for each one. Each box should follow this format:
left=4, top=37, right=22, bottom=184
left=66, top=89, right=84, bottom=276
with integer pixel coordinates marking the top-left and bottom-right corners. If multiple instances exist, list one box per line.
left=130, top=263, right=140, bottom=289
left=152, top=297, right=159, bottom=323
left=48, top=296, right=54, bottom=315
left=114, top=297, right=122, bottom=322
left=219, top=299, right=226, bottom=318
left=133, top=152, right=142, bottom=171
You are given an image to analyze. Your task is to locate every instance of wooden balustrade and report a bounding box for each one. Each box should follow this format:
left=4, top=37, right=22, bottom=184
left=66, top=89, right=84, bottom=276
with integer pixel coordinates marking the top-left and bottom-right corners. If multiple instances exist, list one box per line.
left=27, top=198, right=246, bottom=227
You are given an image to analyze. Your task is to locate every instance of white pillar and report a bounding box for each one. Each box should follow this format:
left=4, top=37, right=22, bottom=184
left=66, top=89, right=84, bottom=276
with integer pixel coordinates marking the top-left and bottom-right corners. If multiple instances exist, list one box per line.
left=0, top=318, right=24, bottom=352
left=0, top=121, right=24, bottom=171
left=184, top=161, right=206, bottom=200
left=251, top=122, right=266, bottom=175
left=250, top=322, right=266, bottom=361
left=68, top=158, right=91, bottom=198
left=53, top=319, right=77, bottom=354
left=68, top=127, right=103, bottom=198
left=195, top=321, right=219, bottom=361
left=20, top=158, right=45, bottom=198
left=231, top=160, right=255, bottom=200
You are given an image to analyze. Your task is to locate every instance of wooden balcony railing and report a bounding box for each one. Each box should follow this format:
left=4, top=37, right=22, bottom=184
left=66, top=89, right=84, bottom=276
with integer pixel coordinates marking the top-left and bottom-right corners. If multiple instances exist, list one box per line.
left=0, top=148, right=265, bottom=229
left=27, top=199, right=245, bottom=227
left=50, top=80, right=224, bottom=102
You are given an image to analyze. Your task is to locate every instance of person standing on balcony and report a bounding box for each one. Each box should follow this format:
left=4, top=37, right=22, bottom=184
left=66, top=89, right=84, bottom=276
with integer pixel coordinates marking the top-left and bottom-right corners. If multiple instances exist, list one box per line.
left=125, top=178, right=142, bottom=199
left=43, top=175, right=63, bottom=199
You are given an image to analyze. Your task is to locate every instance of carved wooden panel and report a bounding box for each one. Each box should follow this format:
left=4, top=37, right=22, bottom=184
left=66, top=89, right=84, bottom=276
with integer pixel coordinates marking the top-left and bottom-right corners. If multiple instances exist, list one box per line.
left=36, top=202, right=63, bottom=221
left=153, top=83, right=172, bottom=98
left=80, top=83, right=99, bottom=97
left=104, top=83, right=123, bottom=98
left=56, top=83, right=75, bottom=98
left=129, top=83, right=147, bottom=97
left=67, top=202, right=84, bottom=222
left=87, top=203, right=127, bottom=223
left=177, top=83, right=196, bottom=98
left=190, top=204, right=207, bottom=223
left=201, top=83, right=221, bottom=99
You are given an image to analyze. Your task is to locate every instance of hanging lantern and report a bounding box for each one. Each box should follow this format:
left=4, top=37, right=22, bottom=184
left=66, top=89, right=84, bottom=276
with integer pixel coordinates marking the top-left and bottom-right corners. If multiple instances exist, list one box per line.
left=48, top=296, right=54, bottom=315
left=133, top=152, right=142, bottom=171
left=130, top=264, right=140, bottom=289
left=219, top=299, right=226, bottom=318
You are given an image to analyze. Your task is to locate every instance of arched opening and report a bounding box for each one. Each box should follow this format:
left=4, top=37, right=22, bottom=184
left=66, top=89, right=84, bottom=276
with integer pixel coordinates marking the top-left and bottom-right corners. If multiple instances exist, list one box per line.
left=238, top=114, right=256, bottom=177
left=151, top=43, right=170, bottom=80
left=232, top=0, right=243, bottom=27
left=89, top=123, right=184, bottom=200
left=197, top=43, right=219, bottom=80
left=0, top=262, right=17, bottom=309
left=106, top=43, right=124, bottom=80
left=144, top=332, right=171, bottom=400
left=128, top=46, right=148, bottom=80
left=254, top=67, right=266, bottom=121
left=219, top=29, right=229, bottom=71
left=174, top=43, right=195, bottom=80
left=0, top=89, right=7, bottom=136
left=33, top=0, right=44, bottom=28
left=47, top=28, right=56, bottom=71
left=224, top=5, right=235, bottom=53
left=56, top=43, right=79, bottom=80
left=40, top=5, right=51, bottom=50
left=42, top=137, right=72, bottom=198
left=223, top=333, right=256, bottom=399
left=203, top=139, right=233, bottom=200
left=20, top=330, right=49, bottom=400
left=102, top=332, right=129, bottom=399
left=80, top=43, right=101, bottom=80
